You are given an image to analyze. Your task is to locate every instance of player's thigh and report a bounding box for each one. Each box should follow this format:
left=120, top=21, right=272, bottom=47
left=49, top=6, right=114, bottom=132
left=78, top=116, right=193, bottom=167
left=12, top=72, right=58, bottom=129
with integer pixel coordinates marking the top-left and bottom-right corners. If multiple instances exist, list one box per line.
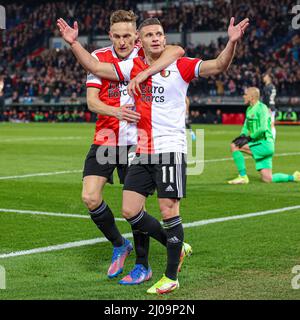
left=250, top=141, right=274, bottom=160
left=240, top=144, right=252, bottom=155
left=122, top=190, right=146, bottom=219
left=158, top=198, right=180, bottom=220
left=122, top=164, right=153, bottom=218
left=83, top=144, right=117, bottom=184
left=116, top=145, right=136, bottom=184
left=231, top=143, right=252, bottom=155
left=255, top=154, right=273, bottom=173
left=123, top=164, right=155, bottom=198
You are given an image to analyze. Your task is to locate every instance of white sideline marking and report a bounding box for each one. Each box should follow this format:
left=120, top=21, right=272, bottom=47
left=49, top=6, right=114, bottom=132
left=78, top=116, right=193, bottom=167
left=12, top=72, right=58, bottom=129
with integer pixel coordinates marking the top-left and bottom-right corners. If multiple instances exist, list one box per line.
left=1, top=152, right=299, bottom=180
left=0, top=170, right=82, bottom=180
left=0, top=205, right=299, bottom=259
left=1, top=136, right=85, bottom=143
left=0, top=233, right=133, bottom=259
left=0, top=208, right=124, bottom=221
left=187, top=152, right=300, bottom=164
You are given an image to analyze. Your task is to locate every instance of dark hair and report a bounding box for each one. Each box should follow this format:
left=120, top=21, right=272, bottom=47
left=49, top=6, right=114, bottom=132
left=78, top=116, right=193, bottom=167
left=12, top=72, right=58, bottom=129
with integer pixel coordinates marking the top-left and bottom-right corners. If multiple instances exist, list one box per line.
left=110, top=10, right=137, bottom=28
left=138, top=17, right=162, bottom=32
left=263, top=73, right=272, bottom=80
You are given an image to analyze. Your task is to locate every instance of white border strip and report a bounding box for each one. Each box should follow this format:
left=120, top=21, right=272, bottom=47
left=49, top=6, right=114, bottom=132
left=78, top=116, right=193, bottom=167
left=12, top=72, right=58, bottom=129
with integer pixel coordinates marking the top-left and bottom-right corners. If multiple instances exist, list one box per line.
left=0, top=205, right=299, bottom=259
left=1, top=136, right=85, bottom=143
left=187, top=152, right=300, bottom=164
left=0, top=170, right=82, bottom=180
left=0, top=208, right=124, bottom=221
left=0, top=233, right=133, bottom=259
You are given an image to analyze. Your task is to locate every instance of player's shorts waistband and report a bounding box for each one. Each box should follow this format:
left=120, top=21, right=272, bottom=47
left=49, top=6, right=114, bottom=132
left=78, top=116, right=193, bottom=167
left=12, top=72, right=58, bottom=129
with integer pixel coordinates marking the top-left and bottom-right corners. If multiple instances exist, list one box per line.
left=131, top=152, right=187, bottom=166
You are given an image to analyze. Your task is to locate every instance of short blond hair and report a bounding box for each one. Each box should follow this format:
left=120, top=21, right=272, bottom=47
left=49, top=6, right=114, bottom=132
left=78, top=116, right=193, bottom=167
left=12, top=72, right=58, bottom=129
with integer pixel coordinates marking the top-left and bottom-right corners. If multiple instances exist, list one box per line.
left=110, top=10, right=137, bottom=28
left=247, top=87, right=260, bottom=100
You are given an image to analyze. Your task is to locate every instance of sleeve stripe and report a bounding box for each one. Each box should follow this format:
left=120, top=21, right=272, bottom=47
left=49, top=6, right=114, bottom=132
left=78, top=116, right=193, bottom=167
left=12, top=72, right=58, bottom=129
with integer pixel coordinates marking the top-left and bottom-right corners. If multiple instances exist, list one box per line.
left=195, top=60, right=203, bottom=78
left=113, top=62, right=124, bottom=82
left=86, top=83, right=102, bottom=89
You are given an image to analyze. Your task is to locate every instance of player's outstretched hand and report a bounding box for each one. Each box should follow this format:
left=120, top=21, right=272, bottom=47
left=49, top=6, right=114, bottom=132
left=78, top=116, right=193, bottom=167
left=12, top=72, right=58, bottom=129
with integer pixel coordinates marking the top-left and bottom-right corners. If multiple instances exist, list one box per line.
left=232, top=135, right=251, bottom=148
left=116, top=104, right=141, bottom=123
left=127, top=70, right=150, bottom=96
left=228, top=17, right=250, bottom=43
left=57, top=18, right=78, bottom=45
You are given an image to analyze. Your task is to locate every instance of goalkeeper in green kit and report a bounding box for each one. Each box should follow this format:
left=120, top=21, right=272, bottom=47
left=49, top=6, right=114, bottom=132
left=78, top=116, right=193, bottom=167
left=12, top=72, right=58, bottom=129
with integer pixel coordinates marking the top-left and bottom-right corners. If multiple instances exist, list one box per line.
left=228, top=87, right=300, bottom=184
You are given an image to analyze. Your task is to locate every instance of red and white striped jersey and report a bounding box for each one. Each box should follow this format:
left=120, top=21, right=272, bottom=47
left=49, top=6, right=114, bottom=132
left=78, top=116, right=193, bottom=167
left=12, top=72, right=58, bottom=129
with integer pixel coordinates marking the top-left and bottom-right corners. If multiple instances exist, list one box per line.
left=114, top=57, right=202, bottom=154
left=86, top=45, right=144, bottom=146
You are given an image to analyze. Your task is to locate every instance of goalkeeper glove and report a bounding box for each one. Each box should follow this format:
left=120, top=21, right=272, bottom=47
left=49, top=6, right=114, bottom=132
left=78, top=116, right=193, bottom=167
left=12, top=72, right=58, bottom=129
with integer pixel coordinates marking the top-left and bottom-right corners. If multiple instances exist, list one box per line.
left=232, top=135, right=252, bottom=148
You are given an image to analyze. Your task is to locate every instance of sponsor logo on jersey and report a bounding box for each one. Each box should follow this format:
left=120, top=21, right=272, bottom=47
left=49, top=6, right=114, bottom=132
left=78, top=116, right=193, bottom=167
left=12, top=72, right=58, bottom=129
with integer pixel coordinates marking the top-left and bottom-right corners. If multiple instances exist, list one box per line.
left=108, top=81, right=129, bottom=98
left=160, top=70, right=170, bottom=78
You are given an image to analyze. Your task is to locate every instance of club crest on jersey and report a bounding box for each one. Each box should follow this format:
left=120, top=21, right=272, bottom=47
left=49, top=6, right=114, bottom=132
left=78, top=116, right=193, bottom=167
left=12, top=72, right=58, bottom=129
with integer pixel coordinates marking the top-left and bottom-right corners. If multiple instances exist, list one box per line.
left=160, top=70, right=170, bottom=78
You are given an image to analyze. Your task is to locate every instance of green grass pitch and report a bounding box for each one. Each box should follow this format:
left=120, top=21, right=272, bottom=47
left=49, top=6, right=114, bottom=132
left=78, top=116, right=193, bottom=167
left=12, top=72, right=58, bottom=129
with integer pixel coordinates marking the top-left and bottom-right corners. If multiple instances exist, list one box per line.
left=0, top=123, right=299, bottom=300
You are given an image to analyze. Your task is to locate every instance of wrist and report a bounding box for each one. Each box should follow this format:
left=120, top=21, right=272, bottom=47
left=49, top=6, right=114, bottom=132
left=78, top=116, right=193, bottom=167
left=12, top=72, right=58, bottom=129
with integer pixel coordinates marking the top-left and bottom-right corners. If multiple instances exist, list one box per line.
left=143, top=67, right=153, bottom=77
left=228, top=39, right=236, bottom=45
left=111, top=107, right=120, bottom=118
left=70, top=40, right=79, bottom=47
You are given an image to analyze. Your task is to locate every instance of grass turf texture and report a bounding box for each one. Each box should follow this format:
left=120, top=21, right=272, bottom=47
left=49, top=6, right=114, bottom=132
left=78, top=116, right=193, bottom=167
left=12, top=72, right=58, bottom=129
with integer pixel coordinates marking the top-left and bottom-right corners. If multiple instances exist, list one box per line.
left=0, top=123, right=299, bottom=300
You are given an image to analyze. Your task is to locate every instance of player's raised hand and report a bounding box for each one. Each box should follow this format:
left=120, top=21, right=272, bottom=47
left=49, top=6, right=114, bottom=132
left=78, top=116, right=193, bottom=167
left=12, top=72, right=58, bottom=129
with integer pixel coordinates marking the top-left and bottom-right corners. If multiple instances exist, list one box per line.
left=228, top=17, right=250, bottom=43
left=57, top=18, right=78, bottom=45
left=127, top=70, right=150, bottom=96
left=116, top=104, right=141, bottom=123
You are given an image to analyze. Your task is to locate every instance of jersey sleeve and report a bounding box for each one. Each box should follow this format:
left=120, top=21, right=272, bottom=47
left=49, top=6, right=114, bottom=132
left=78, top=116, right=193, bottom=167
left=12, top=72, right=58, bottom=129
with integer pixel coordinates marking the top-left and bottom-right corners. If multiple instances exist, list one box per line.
left=86, top=52, right=102, bottom=90
left=177, top=57, right=203, bottom=83
left=113, top=59, right=134, bottom=82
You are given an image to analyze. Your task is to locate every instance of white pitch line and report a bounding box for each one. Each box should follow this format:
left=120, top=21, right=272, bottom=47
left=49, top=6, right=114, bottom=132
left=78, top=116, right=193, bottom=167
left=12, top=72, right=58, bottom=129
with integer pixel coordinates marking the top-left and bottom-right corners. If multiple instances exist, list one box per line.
left=187, top=151, right=300, bottom=164
left=182, top=205, right=300, bottom=228
left=0, top=233, right=133, bottom=259
left=0, top=208, right=125, bottom=221
left=0, top=204, right=299, bottom=259
left=1, top=136, right=86, bottom=143
left=1, top=152, right=300, bottom=180
left=0, top=170, right=82, bottom=180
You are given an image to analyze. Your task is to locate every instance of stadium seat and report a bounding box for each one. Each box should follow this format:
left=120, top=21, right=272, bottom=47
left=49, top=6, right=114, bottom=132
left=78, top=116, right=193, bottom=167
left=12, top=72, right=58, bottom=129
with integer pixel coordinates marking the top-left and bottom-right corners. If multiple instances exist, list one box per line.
left=222, top=113, right=245, bottom=125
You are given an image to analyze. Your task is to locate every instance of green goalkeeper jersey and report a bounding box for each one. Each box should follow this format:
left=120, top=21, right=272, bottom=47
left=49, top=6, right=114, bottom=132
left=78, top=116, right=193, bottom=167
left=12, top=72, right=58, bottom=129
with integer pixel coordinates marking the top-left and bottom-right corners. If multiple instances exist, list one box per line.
left=241, top=100, right=274, bottom=143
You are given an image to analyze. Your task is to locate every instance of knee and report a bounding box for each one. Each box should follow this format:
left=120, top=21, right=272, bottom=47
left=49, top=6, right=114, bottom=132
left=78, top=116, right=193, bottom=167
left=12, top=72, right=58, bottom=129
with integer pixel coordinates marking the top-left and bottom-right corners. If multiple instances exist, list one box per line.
left=159, top=203, right=177, bottom=220
left=122, top=205, right=140, bottom=220
left=82, top=192, right=101, bottom=211
left=230, top=143, right=238, bottom=152
left=261, top=175, right=272, bottom=183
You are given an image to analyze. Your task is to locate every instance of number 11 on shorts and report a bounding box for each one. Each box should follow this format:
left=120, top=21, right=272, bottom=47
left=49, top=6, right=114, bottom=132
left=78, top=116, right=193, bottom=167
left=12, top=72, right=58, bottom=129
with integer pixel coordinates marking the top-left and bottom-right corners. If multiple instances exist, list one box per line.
left=162, top=166, right=174, bottom=183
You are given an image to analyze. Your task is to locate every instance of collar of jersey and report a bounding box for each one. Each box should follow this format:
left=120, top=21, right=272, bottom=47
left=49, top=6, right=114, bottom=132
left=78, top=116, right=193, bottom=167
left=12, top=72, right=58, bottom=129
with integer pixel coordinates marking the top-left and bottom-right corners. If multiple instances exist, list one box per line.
left=111, top=45, right=138, bottom=61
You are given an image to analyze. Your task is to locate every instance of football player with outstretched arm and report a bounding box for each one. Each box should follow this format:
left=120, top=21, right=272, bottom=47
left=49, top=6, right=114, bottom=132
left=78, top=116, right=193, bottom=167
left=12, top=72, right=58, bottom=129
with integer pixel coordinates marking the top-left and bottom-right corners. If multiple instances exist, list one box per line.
left=59, top=15, right=250, bottom=294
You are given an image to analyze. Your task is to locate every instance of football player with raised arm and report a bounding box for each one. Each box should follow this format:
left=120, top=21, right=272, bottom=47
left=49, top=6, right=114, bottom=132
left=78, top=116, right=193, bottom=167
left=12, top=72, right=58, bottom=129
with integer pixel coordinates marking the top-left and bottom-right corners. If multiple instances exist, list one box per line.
left=57, top=11, right=187, bottom=282
left=58, top=15, right=249, bottom=294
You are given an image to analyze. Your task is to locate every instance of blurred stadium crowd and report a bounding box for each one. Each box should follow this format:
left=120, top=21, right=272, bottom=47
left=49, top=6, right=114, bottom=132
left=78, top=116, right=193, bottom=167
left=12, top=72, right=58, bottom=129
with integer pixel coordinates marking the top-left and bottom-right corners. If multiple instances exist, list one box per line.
left=0, top=0, right=299, bottom=122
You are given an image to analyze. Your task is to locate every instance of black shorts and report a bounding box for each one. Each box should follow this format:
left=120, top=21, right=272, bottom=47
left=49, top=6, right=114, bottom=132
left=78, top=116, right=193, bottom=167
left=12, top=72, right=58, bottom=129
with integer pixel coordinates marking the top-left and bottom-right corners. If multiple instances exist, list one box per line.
left=83, top=144, right=136, bottom=184
left=123, top=152, right=187, bottom=198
